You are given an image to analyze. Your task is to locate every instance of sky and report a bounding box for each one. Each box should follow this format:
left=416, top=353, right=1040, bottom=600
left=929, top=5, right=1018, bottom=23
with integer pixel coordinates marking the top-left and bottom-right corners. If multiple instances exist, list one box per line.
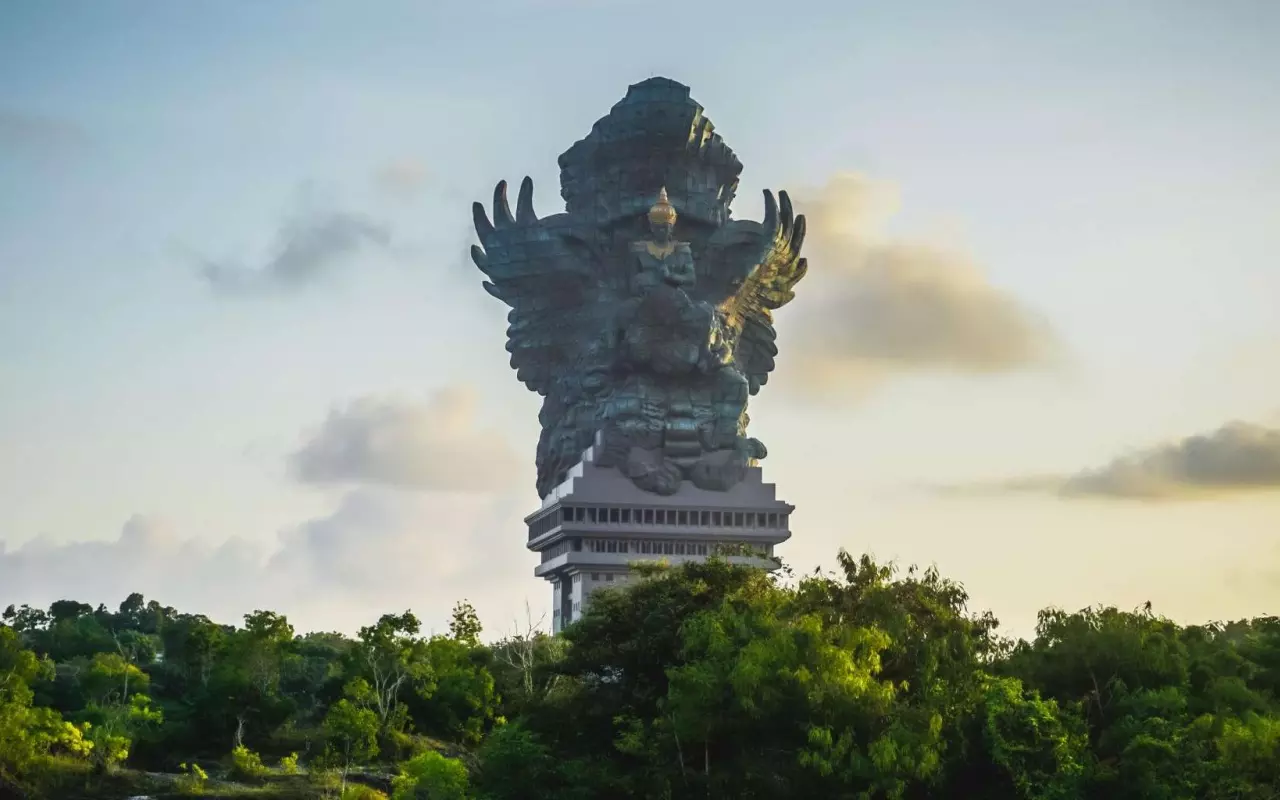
left=2, top=0, right=1278, bottom=640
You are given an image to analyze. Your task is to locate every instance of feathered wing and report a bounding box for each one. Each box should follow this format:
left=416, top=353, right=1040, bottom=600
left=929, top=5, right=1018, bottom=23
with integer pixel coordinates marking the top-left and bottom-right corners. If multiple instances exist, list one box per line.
left=470, top=177, right=610, bottom=396
left=697, top=189, right=808, bottom=394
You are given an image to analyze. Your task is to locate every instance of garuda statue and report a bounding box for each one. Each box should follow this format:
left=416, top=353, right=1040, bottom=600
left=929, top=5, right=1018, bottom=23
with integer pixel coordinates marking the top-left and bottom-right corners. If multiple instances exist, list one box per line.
left=471, top=77, right=808, bottom=498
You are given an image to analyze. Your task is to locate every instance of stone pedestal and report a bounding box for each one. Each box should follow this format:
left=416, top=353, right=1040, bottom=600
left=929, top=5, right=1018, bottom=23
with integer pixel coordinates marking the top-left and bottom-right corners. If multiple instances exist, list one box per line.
left=526, top=433, right=793, bottom=632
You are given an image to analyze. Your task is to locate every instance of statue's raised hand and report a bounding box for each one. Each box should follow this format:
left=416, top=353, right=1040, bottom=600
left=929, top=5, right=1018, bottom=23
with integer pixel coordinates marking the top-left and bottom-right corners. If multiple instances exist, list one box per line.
left=693, top=188, right=810, bottom=395
left=470, top=176, right=542, bottom=276
left=697, top=189, right=807, bottom=303
left=759, top=189, right=806, bottom=278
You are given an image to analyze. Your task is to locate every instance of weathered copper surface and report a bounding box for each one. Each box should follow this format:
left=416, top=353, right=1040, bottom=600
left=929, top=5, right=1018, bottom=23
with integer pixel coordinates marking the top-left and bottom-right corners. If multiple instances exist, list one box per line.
left=471, top=78, right=808, bottom=497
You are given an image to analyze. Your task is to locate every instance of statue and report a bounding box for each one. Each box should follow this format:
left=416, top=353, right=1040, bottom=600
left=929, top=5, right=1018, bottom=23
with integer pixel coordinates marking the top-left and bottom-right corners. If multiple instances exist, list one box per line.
left=470, top=77, right=808, bottom=497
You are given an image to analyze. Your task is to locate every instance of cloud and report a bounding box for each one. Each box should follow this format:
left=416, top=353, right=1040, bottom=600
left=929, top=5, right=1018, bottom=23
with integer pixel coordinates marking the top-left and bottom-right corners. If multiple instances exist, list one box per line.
left=0, top=515, right=266, bottom=619
left=940, top=421, right=1280, bottom=501
left=0, top=490, right=537, bottom=636
left=785, top=173, right=1056, bottom=394
left=199, top=204, right=391, bottom=295
left=0, top=110, right=89, bottom=158
left=373, top=158, right=429, bottom=200
left=291, top=387, right=523, bottom=493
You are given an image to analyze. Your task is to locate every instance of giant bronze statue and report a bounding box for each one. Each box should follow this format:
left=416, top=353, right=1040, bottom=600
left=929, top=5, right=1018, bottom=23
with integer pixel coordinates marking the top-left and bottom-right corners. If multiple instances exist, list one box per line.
left=471, top=78, right=808, bottom=497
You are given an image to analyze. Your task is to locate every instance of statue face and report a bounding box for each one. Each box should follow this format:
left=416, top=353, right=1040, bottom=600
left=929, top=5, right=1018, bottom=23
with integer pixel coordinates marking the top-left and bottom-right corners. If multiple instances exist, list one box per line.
left=650, top=219, right=674, bottom=242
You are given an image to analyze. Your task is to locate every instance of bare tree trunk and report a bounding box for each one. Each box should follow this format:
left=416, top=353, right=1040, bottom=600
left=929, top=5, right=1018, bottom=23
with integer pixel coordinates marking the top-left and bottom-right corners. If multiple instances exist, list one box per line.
left=500, top=603, right=549, bottom=701
left=704, top=739, right=711, bottom=799
left=114, top=634, right=131, bottom=703
left=340, top=740, right=351, bottom=798
left=670, top=714, right=687, bottom=784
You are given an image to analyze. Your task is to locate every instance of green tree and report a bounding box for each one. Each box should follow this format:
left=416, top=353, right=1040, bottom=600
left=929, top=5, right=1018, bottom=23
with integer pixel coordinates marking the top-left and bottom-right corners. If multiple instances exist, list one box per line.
left=1, top=626, right=96, bottom=794
left=353, top=612, right=435, bottom=742
left=409, top=636, right=498, bottom=745
left=473, top=723, right=563, bottom=800
left=323, top=688, right=380, bottom=794
left=82, top=651, right=149, bottom=707
left=449, top=601, right=483, bottom=647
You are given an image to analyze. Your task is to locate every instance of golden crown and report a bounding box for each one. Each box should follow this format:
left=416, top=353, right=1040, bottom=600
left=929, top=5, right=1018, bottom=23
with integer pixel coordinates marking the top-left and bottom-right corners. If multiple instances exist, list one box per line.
left=648, top=187, right=678, bottom=225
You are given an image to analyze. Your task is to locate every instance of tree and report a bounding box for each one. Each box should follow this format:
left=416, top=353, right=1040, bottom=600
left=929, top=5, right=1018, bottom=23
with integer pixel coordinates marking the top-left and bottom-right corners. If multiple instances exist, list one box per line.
left=474, top=723, right=563, bottom=800
left=239, top=609, right=296, bottom=697
left=490, top=604, right=563, bottom=717
left=323, top=690, right=380, bottom=794
left=353, top=612, right=434, bottom=739
left=449, top=601, right=483, bottom=647
left=213, top=610, right=297, bottom=749
left=1, top=563, right=1277, bottom=798
left=411, top=636, right=498, bottom=745
left=3, top=604, right=49, bottom=633
left=160, top=613, right=227, bottom=691
left=82, top=651, right=149, bottom=707
left=1, top=626, right=96, bottom=791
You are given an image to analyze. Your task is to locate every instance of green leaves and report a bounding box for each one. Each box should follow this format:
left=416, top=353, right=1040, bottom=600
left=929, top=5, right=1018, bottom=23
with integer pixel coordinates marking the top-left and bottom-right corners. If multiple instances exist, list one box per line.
left=323, top=697, right=381, bottom=766
left=450, top=602, right=483, bottom=648
left=391, top=750, right=471, bottom=800
left=3, top=567, right=1279, bottom=799
left=978, top=676, right=1086, bottom=799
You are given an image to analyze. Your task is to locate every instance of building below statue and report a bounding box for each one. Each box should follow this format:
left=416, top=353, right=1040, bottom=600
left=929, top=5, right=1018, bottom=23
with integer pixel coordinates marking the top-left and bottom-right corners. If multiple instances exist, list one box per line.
left=526, top=432, right=793, bottom=632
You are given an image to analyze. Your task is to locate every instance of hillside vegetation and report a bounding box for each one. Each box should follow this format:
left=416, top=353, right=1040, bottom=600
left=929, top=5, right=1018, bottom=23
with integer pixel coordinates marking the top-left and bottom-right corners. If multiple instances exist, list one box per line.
left=2, top=552, right=1278, bottom=798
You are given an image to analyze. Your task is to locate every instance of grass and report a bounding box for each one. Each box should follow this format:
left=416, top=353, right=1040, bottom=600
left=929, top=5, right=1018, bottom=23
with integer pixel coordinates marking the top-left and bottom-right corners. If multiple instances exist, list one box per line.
left=17, top=759, right=390, bottom=799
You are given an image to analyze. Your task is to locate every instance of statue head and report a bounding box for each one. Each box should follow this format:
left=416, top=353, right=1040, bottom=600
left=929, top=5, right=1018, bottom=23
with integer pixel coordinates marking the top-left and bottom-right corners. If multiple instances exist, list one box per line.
left=648, top=187, right=677, bottom=242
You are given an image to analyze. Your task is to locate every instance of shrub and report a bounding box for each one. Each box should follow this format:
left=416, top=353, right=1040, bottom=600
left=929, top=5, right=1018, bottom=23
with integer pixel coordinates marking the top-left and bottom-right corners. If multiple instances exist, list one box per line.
left=308, top=767, right=342, bottom=793
left=176, top=761, right=209, bottom=795
left=279, top=751, right=300, bottom=775
left=341, top=784, right=389, bottom=800
left=391, top=750, right=470, bottom=800
left=229, top=744, right=269, bottom=781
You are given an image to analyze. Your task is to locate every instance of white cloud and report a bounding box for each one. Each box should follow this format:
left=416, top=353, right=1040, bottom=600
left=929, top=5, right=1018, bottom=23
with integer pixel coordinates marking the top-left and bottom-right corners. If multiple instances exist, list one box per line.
left=0, top=490, right=540, bottom=636
left=785, top=173, right=1056, bottom=395
left=291, top=387, right=522, bottom=493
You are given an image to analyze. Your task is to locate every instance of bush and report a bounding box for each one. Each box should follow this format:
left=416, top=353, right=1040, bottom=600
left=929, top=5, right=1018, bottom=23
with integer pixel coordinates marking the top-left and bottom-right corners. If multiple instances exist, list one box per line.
left=308, top=767, right=342, bottom=793
left=475, top=723, right=560, bottom=797
left=341, top=784, right=389, bottom=800
left=176, top=761, right=209, bottom=795
left=279, top=751, right=300, bottom=775
left=229, top=744, right=269, bottom=781
left=391, top=750, right=470, bottom=800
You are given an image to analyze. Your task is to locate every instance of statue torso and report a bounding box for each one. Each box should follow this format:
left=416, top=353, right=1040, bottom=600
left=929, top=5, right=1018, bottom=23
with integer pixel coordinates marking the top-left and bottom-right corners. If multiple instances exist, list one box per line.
left=630, top=239, right=694, bottom=292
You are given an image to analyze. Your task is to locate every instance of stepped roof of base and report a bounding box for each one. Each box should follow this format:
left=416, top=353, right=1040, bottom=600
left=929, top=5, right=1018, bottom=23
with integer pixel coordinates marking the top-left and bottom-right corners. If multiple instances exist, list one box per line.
left=538, top=432, right=790, bottom=512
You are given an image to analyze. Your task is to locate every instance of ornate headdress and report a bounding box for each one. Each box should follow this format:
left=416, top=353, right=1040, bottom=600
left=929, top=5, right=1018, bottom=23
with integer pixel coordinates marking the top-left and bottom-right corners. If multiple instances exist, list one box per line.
left=557, top=77, right=742, bottom=226
left=648, top=187, right=677, bottom=226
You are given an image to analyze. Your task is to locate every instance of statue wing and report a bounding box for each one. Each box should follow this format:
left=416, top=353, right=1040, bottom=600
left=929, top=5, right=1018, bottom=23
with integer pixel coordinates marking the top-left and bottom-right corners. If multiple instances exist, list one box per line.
left=696, top=189, right=808, bottom=394
left=471, top=177, right=607, bottom=396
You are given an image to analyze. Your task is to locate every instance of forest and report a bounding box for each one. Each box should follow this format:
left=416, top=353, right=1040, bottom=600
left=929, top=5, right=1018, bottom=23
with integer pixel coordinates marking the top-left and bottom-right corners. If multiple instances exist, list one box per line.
left=1, top=551, right=1278, bottom=799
